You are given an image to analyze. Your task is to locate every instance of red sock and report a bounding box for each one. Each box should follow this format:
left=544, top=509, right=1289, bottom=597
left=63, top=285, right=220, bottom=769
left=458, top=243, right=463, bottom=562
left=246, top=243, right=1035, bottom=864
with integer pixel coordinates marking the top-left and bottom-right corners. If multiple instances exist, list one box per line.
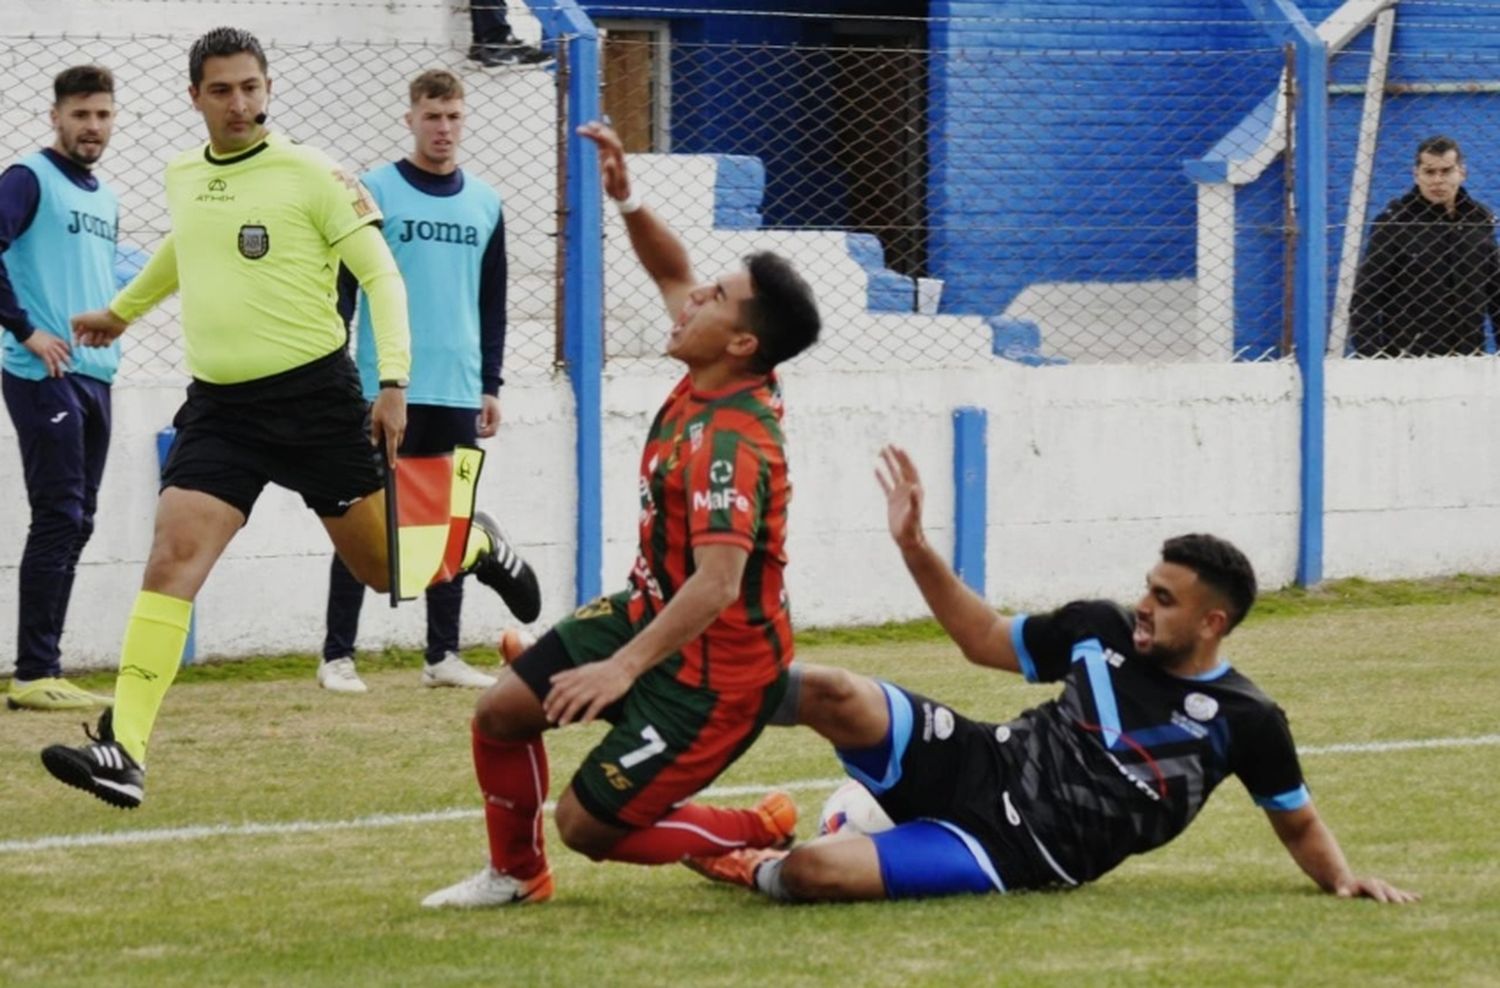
left=605, top=802, right=779, bottom=865
left=471, top=723, right=549, bottom=880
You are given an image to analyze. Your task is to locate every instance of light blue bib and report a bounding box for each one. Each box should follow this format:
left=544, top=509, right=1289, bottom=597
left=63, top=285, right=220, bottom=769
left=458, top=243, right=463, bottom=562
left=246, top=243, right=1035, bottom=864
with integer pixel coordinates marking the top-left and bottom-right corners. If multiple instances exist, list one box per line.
left=353, top=162, right=501, bottom=406
left=1, top=151, right=120, bottom=383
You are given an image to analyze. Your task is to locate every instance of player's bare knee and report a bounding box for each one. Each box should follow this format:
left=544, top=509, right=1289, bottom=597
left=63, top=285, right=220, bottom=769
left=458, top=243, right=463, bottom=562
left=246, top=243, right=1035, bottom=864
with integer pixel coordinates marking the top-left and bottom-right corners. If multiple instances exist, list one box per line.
left=779, top=846, right=845, bottom=901
left=473, top=672, right=547, bottom=741
left=553, top=796, right=614, bottom=860
left=797, top=666, right=884, bottom=745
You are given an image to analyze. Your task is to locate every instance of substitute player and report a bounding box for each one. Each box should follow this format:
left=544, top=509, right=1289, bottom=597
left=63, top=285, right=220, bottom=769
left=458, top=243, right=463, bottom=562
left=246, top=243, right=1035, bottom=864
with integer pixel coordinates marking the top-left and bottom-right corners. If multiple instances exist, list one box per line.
left=318, top=68, right=539, bottom=696
left=686, top=447, right=1419, bottom=906
left=421, top=121, right=821, bottom=908
left=1, top=66, right=120, bottom=711
left=39, top=28, right=524, bottom=809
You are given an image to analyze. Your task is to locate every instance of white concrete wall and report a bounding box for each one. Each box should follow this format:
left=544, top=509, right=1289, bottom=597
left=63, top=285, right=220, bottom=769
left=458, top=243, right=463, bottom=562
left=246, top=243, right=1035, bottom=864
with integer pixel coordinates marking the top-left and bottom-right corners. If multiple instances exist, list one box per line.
left=10, top=356, right=1500, bottom=673
left=7, top=4, right=1500, bottom=674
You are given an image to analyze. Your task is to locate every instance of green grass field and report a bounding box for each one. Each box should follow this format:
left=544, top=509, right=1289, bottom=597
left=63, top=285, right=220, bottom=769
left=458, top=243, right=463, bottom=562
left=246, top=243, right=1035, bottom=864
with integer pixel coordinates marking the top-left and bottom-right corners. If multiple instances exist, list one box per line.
left=4, top=584, right=1498, bottom=987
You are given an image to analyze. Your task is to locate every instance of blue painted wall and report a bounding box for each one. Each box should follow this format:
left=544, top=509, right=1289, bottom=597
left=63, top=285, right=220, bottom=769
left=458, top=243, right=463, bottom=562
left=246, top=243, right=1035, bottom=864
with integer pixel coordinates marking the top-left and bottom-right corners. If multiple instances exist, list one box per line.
left=583, top=1, right=926, bottom=258
left=926, top=1, right=1282, bottom=321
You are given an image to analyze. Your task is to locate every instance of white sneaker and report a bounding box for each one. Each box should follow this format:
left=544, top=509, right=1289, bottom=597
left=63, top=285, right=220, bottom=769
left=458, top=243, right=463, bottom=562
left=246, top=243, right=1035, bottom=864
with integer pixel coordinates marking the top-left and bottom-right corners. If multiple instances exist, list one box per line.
left=317, top=657, right=368, bottom=694
left=420, top=865, right=554, bottom=908
left=421, top=653, right=498, bottom=689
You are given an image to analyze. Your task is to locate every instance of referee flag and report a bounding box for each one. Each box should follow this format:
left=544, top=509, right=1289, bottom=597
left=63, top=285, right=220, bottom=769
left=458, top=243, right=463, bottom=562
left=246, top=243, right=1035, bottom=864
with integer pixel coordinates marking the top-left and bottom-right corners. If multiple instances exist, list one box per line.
left=385, top=446, right=486, bottom=604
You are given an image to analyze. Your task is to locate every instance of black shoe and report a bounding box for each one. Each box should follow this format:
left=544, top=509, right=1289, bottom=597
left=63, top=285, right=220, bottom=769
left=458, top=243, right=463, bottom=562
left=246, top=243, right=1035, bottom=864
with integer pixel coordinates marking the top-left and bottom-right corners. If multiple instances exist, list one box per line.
left=471, top=37, right=553, bottom=67
left=469, top=511, right=542, bottom=622
left=40, top=708, right=144, bottom=809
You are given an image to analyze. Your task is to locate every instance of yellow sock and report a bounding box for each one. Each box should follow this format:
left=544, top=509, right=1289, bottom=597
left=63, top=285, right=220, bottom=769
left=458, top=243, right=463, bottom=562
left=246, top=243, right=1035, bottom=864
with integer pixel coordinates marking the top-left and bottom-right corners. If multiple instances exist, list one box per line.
left=111, top=590, right=193, bottom=765
left=461, top=522, right=492, bottom=571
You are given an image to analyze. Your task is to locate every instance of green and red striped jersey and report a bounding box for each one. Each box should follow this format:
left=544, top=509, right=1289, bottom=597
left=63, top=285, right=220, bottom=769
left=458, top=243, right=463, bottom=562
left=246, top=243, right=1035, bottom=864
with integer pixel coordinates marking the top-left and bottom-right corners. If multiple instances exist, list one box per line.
left=627, top=372, right=793, bottom=691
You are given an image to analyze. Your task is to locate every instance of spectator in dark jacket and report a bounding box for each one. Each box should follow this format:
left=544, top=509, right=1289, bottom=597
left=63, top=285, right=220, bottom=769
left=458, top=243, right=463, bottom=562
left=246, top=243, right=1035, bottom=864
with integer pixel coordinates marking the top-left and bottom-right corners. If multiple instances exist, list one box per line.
left=1350, top=135, right=1500, bottom=357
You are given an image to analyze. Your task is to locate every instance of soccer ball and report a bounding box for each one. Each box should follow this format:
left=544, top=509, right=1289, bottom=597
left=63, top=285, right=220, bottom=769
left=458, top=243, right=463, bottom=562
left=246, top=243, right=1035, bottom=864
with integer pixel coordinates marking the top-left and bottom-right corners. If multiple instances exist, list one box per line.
left=817, top=780, right=894, bottom=836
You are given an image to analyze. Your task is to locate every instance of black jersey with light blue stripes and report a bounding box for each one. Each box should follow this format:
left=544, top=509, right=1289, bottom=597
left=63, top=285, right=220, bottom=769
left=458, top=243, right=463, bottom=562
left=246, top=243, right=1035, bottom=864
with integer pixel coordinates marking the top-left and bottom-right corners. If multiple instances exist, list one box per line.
left=997, top=599, right=1308, bottom=885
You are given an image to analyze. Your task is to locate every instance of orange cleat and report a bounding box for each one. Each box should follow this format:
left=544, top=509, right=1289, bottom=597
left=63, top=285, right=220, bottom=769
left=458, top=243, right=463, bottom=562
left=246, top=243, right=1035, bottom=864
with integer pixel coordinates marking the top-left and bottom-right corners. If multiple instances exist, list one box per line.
left=683, top=846, right=788, bottom=888
left=753, top=790, right=798, bottom=849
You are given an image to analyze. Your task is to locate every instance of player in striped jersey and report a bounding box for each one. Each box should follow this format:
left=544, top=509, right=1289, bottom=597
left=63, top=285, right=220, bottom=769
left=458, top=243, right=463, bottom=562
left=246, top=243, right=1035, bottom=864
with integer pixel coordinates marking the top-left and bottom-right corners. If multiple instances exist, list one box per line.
left=688, top=447, right=1419, bottom=906
left=422, top=121, right=821, bottom=909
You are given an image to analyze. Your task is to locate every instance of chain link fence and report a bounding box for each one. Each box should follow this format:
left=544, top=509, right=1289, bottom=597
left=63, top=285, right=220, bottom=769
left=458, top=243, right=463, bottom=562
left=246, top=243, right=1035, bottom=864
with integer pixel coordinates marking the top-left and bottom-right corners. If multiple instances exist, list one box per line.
left=0, top=28, right=560, bottom=384
left=8, top=5, right=1500, bottom=380
left=597, top=32, right=1294, bottom=368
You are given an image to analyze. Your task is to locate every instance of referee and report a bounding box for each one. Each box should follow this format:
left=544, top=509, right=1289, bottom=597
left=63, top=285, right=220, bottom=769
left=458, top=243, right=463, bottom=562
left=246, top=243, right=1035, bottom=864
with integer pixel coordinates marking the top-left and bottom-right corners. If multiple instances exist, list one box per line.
left=40, top=28, right=526, bottom=809
left=1, top=66, right=119, bottom=711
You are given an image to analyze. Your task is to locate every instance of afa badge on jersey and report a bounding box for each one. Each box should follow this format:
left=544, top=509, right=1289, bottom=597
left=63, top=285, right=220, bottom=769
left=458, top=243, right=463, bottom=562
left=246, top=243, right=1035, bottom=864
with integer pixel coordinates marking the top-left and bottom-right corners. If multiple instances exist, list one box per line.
left=237, top=223, right=270, bottom=259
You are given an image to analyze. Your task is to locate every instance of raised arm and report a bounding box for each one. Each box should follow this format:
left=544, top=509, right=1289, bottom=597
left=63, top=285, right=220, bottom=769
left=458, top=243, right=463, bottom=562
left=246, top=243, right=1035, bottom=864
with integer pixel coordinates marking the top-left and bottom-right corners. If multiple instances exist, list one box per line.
left=576, top=120, right=695, bottom=323
left=877, top=444, right=1019, bottom=672
left=1265, top=802, right=1419, bottom=903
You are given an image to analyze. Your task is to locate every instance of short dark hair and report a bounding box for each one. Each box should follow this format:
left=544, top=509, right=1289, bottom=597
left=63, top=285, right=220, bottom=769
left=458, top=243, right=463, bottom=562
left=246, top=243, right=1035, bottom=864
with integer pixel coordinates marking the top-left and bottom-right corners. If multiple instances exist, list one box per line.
left=741, top=252, right=821, bottom=373
left=1161, top=533, right=1257, bottom=632
left=189, top=27, right=268, bottom=87
left=410, top=69, right=464, bottom=104
left=1416, top=135, right=1463, bottom=167
left=54, top=65, right=114, bottom=104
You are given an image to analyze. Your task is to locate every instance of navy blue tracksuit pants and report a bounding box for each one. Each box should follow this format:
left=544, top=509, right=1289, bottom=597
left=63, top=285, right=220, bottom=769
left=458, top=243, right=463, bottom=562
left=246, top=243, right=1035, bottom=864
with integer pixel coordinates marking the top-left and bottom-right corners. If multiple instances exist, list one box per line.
left=3, top=370, right=111, bottom=681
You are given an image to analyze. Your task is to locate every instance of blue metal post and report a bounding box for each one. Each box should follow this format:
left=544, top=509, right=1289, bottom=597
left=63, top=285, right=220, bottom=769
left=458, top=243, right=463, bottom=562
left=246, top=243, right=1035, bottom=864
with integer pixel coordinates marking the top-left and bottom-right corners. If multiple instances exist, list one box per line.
left=1241, top=0, right=1327, bottom=585
left=533, top=1, right=604, bottom=605
left=952, top=408, right=988, bottom=594
left=154, top=427, right=196, bottom=663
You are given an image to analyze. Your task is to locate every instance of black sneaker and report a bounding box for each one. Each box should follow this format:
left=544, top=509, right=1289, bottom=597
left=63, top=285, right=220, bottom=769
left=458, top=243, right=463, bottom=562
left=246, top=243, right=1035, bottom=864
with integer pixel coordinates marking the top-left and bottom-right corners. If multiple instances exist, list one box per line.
left=472, top=37, right=553, bottom=67
left=40, top=708, right=144, bottom=810
left=469, top=511, right=542, bottom=622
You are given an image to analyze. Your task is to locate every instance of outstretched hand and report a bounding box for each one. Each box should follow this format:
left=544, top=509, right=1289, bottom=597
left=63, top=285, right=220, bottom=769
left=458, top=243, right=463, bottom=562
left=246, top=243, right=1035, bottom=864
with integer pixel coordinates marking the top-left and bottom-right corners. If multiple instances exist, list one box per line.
left=576, top=120, right=632, bottom=203
left=71, top=308, right=127, bottom=349
left=875, top=444, right=926, bottom=552
left=1335, top=876, right=1421, bottom=904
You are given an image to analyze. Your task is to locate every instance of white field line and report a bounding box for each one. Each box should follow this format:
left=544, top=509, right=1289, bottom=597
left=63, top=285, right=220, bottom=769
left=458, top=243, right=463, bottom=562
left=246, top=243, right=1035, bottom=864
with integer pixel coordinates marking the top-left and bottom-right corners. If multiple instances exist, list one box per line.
left=4, top=733, right=1498, bottom=855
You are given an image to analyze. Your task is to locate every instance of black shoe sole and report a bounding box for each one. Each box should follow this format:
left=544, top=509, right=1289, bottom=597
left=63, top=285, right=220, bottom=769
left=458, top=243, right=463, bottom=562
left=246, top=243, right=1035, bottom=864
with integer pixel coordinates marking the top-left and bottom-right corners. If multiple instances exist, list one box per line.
left=40, top=747, right=142, bottom=810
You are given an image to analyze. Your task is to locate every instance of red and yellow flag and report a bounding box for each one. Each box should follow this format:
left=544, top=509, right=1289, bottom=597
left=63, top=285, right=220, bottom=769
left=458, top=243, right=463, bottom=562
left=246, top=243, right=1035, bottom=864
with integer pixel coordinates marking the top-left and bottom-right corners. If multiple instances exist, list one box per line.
left=385, top=446, right=485, bottom=604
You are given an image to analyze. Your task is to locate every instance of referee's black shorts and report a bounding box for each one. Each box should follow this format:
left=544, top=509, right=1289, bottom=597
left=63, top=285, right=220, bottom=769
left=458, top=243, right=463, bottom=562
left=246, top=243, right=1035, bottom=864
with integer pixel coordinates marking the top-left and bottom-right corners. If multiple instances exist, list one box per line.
left=161, top=348, right=384, bottom=519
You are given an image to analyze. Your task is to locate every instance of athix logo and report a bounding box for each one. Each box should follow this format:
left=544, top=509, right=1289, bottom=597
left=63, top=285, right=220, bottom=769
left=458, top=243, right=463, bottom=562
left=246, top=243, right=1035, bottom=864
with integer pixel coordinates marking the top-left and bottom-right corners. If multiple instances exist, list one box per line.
left=197, top=177, right=234, bottom=203
left=49, top=411, right=69, bottom=424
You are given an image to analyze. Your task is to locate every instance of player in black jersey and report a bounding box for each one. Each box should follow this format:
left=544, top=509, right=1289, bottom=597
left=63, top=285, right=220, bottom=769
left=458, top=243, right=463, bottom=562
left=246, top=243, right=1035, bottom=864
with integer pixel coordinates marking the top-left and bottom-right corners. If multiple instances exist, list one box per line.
left=685, top=445, right=1418, bottom=905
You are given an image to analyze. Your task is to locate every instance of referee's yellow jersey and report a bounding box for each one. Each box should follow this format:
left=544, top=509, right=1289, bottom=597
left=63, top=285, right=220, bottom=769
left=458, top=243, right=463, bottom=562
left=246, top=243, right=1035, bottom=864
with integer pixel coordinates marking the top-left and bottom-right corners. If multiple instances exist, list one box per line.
left=164, top=132, right=381, bottom=384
